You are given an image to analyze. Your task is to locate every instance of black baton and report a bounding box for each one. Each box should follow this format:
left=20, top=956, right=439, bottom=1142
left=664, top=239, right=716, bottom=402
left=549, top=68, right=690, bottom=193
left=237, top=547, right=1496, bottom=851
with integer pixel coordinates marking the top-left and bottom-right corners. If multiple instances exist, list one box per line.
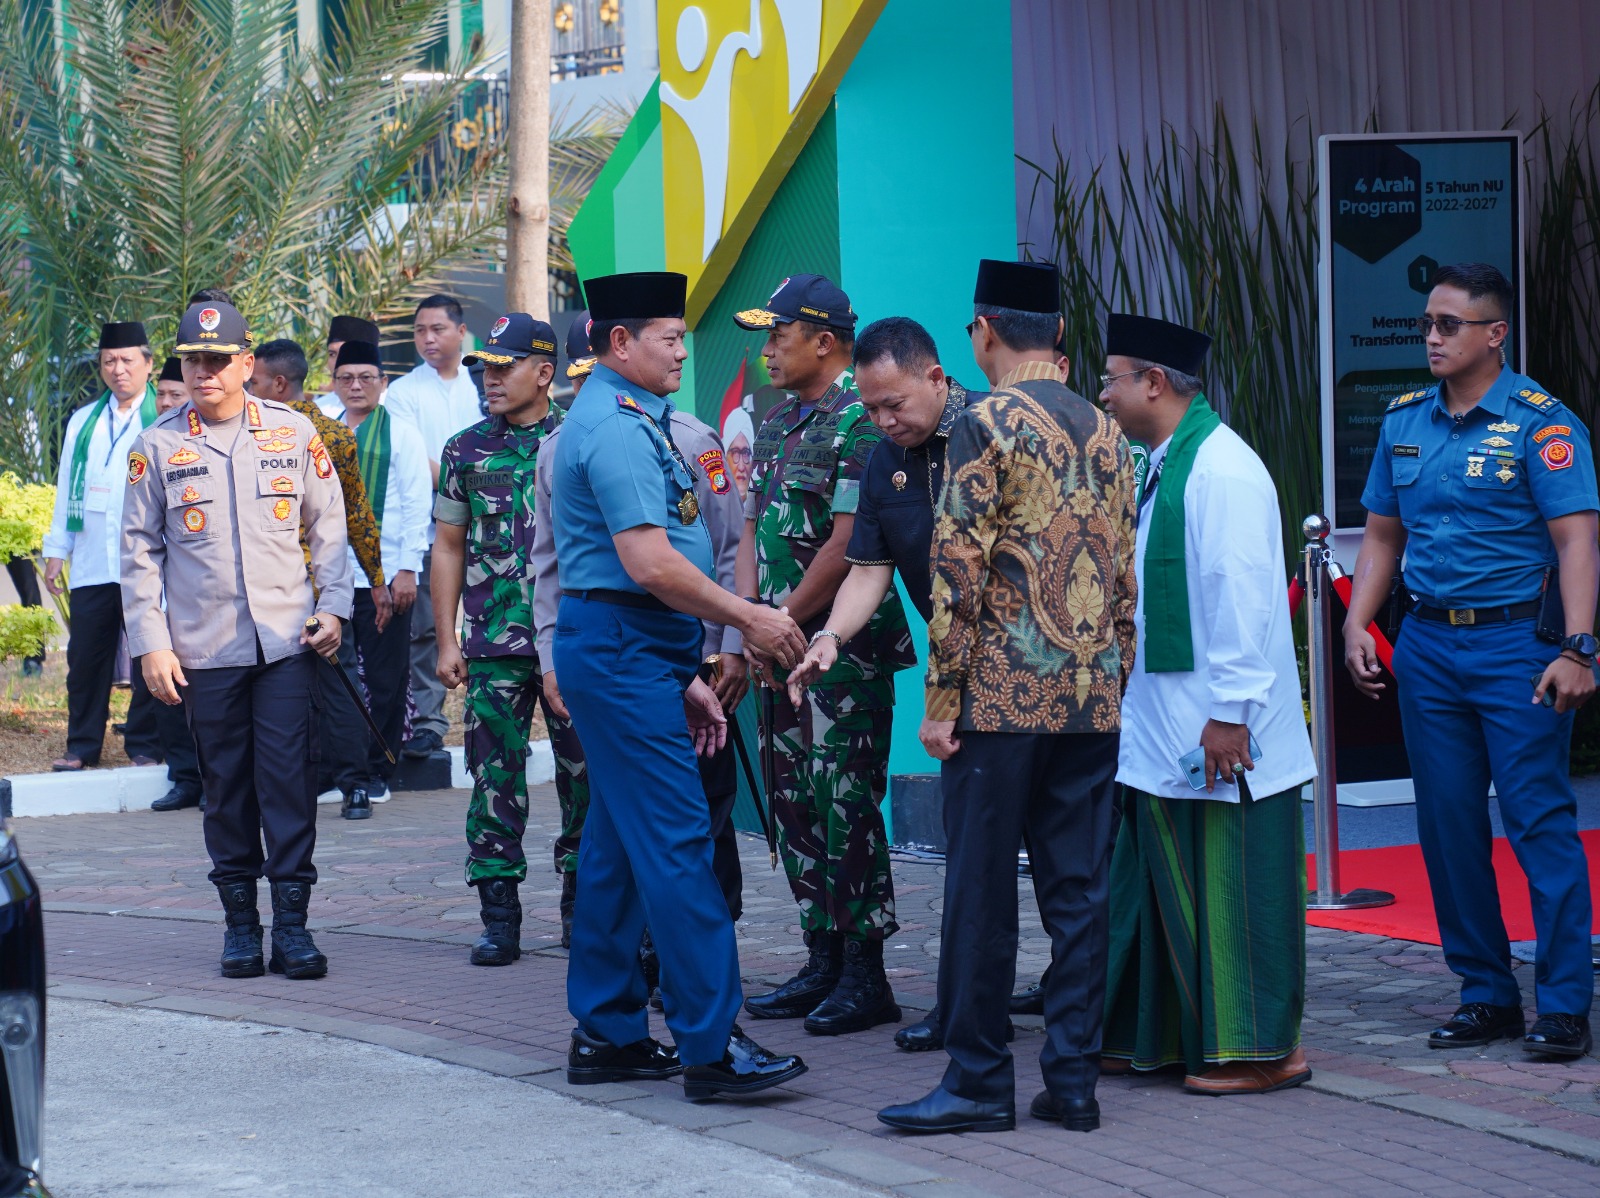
left=305, top=617, right=396, bottom=765
left=727, top=716, right=778, bottom=870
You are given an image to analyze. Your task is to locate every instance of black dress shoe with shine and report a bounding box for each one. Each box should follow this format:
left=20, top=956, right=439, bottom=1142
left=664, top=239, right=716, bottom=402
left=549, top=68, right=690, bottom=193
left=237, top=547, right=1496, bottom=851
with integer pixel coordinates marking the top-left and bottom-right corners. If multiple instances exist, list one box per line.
left=1524, top=1013, right=1592, bottom=1059
left=681, top=1027, right=807, bottom=1100
left=151, top=787, right=201, bottom=812
left=878, top=1086, right=1015, bottom=1134
left=1428, top=1002, right=1524, bottom=1048
left=895, top=1013, right=943, bottom=1052
left=567, top=1029, right=683, bottom=1084
left=341, top=787, right=372, bottom=820
left=1010, top=981, right=1044, bottom=1016
left=1030, top=1090, right=1100, bottom=1131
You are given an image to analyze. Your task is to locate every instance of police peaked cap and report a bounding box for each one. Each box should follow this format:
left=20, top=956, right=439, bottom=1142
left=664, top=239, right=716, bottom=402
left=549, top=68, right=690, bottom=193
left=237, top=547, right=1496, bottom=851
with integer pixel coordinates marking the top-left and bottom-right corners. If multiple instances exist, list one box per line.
left=334, top=339, right=384, bottom=371
left=98, top=321, right=149, bottom=351
left=327, top=315, right=380, bottom=346
left=174, top=302, right=250, bottom=355
left=1105, top=313, right=1212, bottom=377
left=157, top=355, right=184, bottom=384
left=972, top=260, right=1060, bottom=314
left=583, top=272, right=687, bottom=322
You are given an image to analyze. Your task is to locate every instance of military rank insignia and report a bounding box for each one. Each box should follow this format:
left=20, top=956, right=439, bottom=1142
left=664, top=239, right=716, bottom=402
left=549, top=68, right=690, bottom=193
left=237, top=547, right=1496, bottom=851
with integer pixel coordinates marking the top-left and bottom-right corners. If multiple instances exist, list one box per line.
left=697, top=448, right=731, bottom=495
left=168, top=446, right=200, bottom=465
left=179, top=485, right=200, bottom=504
left=618, top=395, right=644, bottom=414
left=182, top=508, right=206, bottom=533
left=127, top=452, right=148, bottom=484
left=186, top=410, right=203, bottom=437
left=1517, top=389, right=1557, bottom=410
left=273, top=497, right=293, bottom=521
left=270, top=476, right=294, bottom=494
left=246, top=400, right=263, bottom=428
left=309, top=435, right=332, bottom=479
left=1540, top=438, right=1575, bottom=470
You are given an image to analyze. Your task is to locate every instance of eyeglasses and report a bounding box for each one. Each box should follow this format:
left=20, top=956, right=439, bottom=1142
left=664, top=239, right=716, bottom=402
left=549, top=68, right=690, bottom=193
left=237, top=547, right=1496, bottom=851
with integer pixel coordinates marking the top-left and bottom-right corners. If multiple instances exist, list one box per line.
left=965, top=318, right=983, bottom=337
left=335, top=372, right=382, bottom=385
left=1098, top=368, right=1149, bottom=389
left=1415, top=316, right=1501, bottom=337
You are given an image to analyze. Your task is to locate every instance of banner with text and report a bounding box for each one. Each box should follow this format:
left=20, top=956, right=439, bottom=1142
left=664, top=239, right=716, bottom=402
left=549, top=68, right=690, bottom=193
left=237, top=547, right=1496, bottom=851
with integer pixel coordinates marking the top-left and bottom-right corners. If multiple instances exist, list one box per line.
left=1318, top=133, right=1525, bottom=531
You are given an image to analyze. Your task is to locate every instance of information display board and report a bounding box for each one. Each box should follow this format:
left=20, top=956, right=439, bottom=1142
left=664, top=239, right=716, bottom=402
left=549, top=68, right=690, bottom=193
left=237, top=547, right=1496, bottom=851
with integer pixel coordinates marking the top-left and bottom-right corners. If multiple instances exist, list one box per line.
left=1319, top=134, right=1525, bottom=531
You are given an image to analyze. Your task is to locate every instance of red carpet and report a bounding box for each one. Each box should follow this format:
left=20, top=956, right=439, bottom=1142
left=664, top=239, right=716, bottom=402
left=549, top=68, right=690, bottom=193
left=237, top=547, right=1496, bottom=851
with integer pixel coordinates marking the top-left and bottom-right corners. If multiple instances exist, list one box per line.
left=1305, top=829, right=1600, bottom=943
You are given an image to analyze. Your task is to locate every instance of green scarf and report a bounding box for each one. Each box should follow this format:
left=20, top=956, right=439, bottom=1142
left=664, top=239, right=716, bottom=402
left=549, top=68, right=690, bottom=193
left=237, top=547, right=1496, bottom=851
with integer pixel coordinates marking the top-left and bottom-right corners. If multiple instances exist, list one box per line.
left=353, top=403, right=391, bottom=533
left=1142, top=393, right=1221, bottom=673
left=68, top=383, right=158, bottom=531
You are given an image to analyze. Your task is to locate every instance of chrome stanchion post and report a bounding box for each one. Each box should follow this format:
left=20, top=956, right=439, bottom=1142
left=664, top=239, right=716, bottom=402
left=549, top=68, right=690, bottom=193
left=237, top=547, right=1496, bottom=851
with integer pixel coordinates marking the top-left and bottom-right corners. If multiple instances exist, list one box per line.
left=1302, top=514, right=1393, bottom=911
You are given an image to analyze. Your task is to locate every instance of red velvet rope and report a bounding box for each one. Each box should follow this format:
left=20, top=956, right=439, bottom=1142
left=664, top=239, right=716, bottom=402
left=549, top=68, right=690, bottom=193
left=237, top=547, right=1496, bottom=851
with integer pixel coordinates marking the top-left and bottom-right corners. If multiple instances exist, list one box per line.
left=1286, top=574, right=1395, bottom=674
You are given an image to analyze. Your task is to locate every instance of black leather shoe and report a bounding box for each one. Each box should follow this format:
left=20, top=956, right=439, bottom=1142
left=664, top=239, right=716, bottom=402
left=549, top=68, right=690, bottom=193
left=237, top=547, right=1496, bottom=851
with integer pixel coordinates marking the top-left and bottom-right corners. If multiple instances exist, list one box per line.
left=341, top=787, right=372, bottom=820
left=216, top=881, right=264, bottom=978
left=471, top=879, right=522, bottom=966
left=896, top=1013, right=943, bottom=1052
left=267, top=881, right=327, bottom=979
left=681, top=1027, right=808, bottom=1101
left=151, top=787, right=200, bottom=812
left=1524, top=1013, right=1593, bottom=1059
left=403, top=729, right=443, bottom=758
left=744, top=930, right=841, bottom=1020
left=559, top=870, right=577, bottom=950
left=878, top=1086, right=1016, bottom=1134
left=1428, top=1002, right=1524, bottom=1048
left=804, top=938, right=901, bottom=1035
left=1029, top=1090, right=1100, bottom=1131
left=1010, top=981, right=1044, bottom=1015
left=567, top=1029, right=683, bottom=1084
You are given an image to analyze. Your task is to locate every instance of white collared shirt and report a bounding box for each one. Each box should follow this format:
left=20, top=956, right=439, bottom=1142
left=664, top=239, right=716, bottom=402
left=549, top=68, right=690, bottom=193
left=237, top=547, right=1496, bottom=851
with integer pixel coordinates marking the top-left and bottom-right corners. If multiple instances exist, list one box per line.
left=42, top=398, right=146, bottom=589
left=382, top=360, right=483, bottom=462
left=339, top=414, right=430, bottom=589
left=1117, top=424, right=1316, bottom=801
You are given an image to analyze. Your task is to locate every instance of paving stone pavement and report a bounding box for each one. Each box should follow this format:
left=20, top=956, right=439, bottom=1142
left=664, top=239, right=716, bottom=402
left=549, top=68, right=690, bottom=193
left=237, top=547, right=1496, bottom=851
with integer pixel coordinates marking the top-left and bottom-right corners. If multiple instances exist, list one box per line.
left=19, top=788, right=1600, bottom=1198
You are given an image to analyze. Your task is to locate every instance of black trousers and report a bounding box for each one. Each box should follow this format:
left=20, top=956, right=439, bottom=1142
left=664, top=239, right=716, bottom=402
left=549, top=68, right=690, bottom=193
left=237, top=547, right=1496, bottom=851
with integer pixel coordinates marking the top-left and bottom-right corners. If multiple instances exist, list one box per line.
left=187, top=651, right=318, bottom=886
left=318, top=593, right=412, bottom=792
left=938, top=730, right=1119, bottom=1104
left=155, top=688, right=201, bottom=797
left=699, top=738, right=743, bottom=921
left=65, top=583, right=160, bottom=762
left=5, top=555, right=44, bottom=666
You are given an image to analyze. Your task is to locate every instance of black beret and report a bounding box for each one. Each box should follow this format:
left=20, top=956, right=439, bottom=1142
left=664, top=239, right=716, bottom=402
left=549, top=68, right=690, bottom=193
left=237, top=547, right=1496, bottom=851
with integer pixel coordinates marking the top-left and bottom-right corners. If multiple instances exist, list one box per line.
left=334, top=339, right=384, bottom=371
left=583, top=272, right=687, bottom=322
left=973, top=260, right=1059, bottom=314
left=328, top=315, right=380, bottom=345
left=98, top=321, right=149, bottom=352
left=1104, top=313, right=1212, bottom=377
left=157, top=356, right=184, bottom=384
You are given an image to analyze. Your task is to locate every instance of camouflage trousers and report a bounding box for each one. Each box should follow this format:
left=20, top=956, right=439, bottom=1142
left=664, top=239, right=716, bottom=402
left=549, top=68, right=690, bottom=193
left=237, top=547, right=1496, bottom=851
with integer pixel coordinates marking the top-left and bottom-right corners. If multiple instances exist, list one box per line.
left=764, top=678, right=897, bottom=941
left=463, top=655, right=589, bottom=885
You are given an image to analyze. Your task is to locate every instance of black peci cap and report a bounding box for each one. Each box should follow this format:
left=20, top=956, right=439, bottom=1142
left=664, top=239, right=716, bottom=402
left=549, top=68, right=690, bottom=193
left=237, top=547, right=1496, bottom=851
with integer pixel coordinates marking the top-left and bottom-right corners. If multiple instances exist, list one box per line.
left=173, top=302, right=250, bottom=355
left=157, top=355, right=184, bottom=384
left=973, top=260, right=1060, bottom=314
left=565, top=310, right=596, bottom=379
left=734, top=273, right=856, bottom=331
left=334, top=340, right=384, bottom=372
left=462, top=312, right=559, bottom=367
left=583, top=272, right=687, bottom=323
left=99, top=321, right=149, bottom=352
left=1104, top=313, right=1212, bottom=377
left=327, top=315, right=380, bottom=346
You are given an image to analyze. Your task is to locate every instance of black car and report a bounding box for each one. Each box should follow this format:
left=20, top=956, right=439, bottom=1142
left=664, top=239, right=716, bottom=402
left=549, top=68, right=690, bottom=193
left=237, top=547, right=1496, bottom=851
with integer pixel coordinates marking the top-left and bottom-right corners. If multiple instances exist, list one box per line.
left=0, top=782, right=49, bottom=1198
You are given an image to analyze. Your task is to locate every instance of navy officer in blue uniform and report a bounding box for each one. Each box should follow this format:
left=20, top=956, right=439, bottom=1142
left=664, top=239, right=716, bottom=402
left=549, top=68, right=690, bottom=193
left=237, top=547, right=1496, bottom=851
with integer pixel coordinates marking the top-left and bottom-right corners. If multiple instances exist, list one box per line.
left=551, top=270, right=812, bottom=1099
left=1344, top=262, right=1597, bottom=1059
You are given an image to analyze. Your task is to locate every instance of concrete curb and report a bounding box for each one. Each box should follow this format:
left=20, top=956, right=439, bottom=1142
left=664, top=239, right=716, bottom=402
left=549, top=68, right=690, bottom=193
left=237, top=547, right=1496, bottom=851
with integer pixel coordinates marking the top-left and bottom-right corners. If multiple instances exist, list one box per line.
left=5, top=740, right=553, bottom=818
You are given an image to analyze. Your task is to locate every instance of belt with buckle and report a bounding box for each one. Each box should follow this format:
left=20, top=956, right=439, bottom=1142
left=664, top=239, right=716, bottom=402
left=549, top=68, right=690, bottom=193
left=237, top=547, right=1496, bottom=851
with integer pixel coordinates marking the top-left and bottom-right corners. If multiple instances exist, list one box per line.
left=1411, top=599, right=1540, bottom=626
left=562, top=588, right=673, bottom=614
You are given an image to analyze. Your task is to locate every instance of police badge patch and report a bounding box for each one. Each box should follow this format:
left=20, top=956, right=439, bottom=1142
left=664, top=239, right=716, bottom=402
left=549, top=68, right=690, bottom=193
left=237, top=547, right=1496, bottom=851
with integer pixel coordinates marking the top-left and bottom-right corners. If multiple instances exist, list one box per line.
left=697, top=448, right=731, bottom=495
left=183, top=508, right=206, bottom=533
left=309, top=435, right=333, bottom=479
left=127, top=452, right=148, bottom=484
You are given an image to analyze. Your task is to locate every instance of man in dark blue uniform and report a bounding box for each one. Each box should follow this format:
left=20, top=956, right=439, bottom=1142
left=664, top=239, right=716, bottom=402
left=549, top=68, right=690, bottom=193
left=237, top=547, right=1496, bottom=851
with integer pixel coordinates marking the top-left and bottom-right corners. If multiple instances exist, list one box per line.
left=551, top=271, right=811, bottom=1099
left=1345, top=262, right=1597, bottom=1059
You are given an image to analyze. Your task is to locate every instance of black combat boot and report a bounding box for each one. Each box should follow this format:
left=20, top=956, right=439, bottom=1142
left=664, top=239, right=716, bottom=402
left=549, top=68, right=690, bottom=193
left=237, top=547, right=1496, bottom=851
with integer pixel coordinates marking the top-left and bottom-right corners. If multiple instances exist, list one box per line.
left=471, top=878, right=522, bottom=966
left=267, top=881, right=328, bottom=979
left=216, top=880, right=265, bottom=978
left=559, top=870, right=578, bottom=950
left=743, top=930, right=842, bottom=1020
left=804, top=937, right=901, bottom=1035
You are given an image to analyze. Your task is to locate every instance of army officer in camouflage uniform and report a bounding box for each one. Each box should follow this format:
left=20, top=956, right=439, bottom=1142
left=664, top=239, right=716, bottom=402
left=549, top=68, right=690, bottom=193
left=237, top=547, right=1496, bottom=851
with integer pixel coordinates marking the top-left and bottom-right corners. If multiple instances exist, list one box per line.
left=122, top=301, right=352, bottom=982
left=734, top=275, right=915, bottom=1036
left=432, top=312, right=589, bottom=967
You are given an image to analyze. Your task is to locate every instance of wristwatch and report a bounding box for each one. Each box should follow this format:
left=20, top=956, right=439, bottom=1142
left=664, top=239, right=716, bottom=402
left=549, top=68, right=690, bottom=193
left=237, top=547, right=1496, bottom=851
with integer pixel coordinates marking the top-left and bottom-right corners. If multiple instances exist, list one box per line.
left=1560, top=633, right=1597, bottom=662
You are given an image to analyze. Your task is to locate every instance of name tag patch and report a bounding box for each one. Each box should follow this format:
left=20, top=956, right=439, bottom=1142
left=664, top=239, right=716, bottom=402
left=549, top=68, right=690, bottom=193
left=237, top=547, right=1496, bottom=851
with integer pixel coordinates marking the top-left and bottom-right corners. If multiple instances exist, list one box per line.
left=1392, top=444, right=1420, bottom=458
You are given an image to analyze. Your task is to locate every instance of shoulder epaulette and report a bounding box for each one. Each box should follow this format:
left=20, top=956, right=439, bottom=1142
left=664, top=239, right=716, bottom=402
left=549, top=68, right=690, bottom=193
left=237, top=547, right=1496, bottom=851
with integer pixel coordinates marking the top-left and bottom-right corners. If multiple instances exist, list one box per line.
left=1511, top=387, right=1563, bottom=413
left=1384, top=387, right=1433, bottom=413
left=617, top=394, right=645, bottom=415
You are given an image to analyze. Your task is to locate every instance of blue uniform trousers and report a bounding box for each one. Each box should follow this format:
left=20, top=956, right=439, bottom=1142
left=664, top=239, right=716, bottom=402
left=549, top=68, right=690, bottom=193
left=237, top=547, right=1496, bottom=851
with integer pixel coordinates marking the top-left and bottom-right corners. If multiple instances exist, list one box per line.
left=554, top=596, right=742, bottom=1066
left=1393, top=616, right=1594, bottom=1016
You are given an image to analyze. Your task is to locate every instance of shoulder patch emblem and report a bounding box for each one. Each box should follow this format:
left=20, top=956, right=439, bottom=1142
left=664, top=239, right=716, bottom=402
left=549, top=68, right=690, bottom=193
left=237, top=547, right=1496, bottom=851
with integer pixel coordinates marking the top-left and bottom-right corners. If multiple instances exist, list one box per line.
left=309, top=434, right=332, bottom=479
left=179, top=484, right=200, bottom=504
left=1533, top=424, right=1571, bottom=444
left=698, top=448, right=730, bottom=495
left=186, top=410, right=202, bottom=437
left=272, top=497, right=293, bottom=521
left=182, top=507, right=206, bottom=533
left=167, top=446, right=201, bottom=465
left=271, top=475, right=294, bottom=494
left=127, top=452, right=148, bottom=484
left=618, top=395, right=644, bottom=414
left=1540, top=438, right=1575, bottom=470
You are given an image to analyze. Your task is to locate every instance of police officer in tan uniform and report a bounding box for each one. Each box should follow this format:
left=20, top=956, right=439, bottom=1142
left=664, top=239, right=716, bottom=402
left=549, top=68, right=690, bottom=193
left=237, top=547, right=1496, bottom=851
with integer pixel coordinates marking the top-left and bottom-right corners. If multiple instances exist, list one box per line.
left=122, top=300, right=353, bottom=981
